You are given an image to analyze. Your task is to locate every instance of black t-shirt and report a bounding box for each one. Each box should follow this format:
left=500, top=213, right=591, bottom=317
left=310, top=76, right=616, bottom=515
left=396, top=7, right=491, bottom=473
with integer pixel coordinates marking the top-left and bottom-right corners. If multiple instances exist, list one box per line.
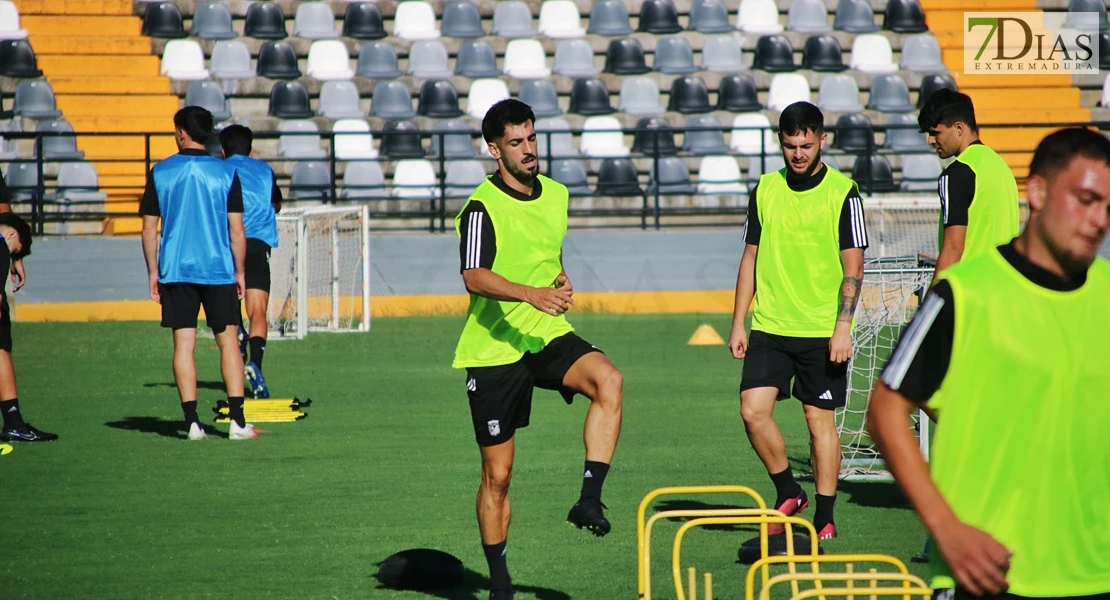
left=880, top=241, right=1085, bottom=403
left=937, top=140, right=981, bottom=229
left=743, top=164, right=870, bottom=251
left=138, top=149, right=244, bottom=217
left=458, top=172, right=542, bottom=272
left=0, top=170, right=10, bottom=206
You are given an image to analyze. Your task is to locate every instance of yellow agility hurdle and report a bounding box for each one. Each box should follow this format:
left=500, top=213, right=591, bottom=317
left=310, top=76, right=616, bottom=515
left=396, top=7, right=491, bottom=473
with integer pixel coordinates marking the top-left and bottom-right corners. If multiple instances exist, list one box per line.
left=758, top=572, right=931, bottom=600
left=745, top=555, right=913, bottom=600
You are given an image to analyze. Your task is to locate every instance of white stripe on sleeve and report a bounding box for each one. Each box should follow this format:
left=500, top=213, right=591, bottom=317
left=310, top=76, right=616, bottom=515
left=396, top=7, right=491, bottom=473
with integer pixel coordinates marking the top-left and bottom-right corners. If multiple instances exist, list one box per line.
left=466, top=212, right=483, bottom=269
left=882, top=293, right=946, bottom=390
left=850, top=196, right=867, bottom=247
left=939, top=174, right=949, bottom=225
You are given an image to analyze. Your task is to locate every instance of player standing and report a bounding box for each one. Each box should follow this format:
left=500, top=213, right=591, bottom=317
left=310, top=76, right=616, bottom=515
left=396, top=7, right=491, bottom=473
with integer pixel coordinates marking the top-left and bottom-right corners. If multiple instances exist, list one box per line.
left=0, top=176, right=27, bottom=292
left=219, top=125, right=281, bottom=399
left=140, top=107, right=256, bottom=441
left=727, top=101, right=869, bottom=540
left=867, top=127, right=1110, bottom=599
left=454, top=99, right=624, bottom=600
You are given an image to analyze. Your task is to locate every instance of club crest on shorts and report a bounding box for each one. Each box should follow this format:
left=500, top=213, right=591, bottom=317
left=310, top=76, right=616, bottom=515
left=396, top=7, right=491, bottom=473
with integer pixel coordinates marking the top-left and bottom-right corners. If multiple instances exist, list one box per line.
left=487, top=420, right=500, bottom=436
left=467, top=378, right=477, bottom=392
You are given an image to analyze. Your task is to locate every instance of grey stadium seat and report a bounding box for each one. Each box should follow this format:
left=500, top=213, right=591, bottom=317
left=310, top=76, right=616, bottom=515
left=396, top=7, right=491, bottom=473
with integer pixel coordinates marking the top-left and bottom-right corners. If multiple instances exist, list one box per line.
left=211, top=41, right=254, bottom=80
left=900, top=153, right=943, bottom=191
left=688, top=0, right=734, bottom=34
left=38, top=119, right=85, bottom=160
left=553, top=39, right=599, bottom=77
left=817, top=74, right=863, bottom=113
left=428, top=119, right=478, bottom=158
left=833, top=0, right=878, bottom=33
left=535, top=117, right=577, bottom=158
left=442, top=1, right=486, bottom=39
left=654, top=36, right=698, bottom=74
left=408, top=41, right=453, bottom=80
left=884, top=113, right=930, bottom=151
left=289, top=161, right=332, bottom=199
left=866, top=75, right=915, bottom=113
left=900, top=34, right=946, bottom=73
left=550, top=159, right=590, bottom=195
left=279, top=120, right=327, bottom=159
left=192, top=2, right=237, bottom=40
left=319, top=81, right=364, bottom=119
left=444, top=160, right=488, bottom=198
left=14, top=79, right=61, bottom=119
left=787, top=0, right=831, bottom=34
left=5, top=162, right=40, bottom=201
left=56, top=161, right=107, bottom=202
left=701, top=35, right=746, bottom=73
left=492, top=1, right=536, bottom=39
left=518, top=79, right=563, bottom=118
left=588, top=0, right=633, bottom=36
left=1064, top=0, right=1110, bottom=32
left=456, top=40, right=502, bottom=77
left=380, top=120, right=426, bottom=159
left=648, top=157, right=695, bottom=194
left=185, top=80, right=231, bottom=122
left=294, top=2, right=338, bottom=39
left=343, top=161, right=389, bottom=199
left=371, top=80, right=416, bottom=120
left=618, top=77, right=664, bottom=116
left=683, top=115, right=730, bottom=155
left=357, top=42, right=402, bottom=79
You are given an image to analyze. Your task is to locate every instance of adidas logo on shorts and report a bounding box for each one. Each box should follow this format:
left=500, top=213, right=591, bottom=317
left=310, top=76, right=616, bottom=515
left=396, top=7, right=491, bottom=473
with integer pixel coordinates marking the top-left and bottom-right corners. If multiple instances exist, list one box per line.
left=818, top=390, right=833, bottom=400
left=467, top=378, right=477, bottom=392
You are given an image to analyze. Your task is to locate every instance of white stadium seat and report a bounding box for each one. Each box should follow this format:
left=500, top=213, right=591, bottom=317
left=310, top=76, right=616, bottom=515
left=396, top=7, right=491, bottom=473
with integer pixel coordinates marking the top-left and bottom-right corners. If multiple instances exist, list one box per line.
left=580, top=116, right=629, bottom=157
left=307, top=40, right=354, bottom=80
left=466, top=78, right=510, bottom=119
left=766, top=73, right=812, bottom=112
left=393, top=1, right=440, bottom=40
left=538, top=0, right=586, bottom=38
left=160, top=39, right=209, bottom=80
left=503, top=39, right=551, bottom=78
left=697, top=155, right=746, bottom=194
left=850, top=34, right=899, bottom=74
left=392, top=159, right=438, bottom=199
left=332, top=119, right=379, bottom=160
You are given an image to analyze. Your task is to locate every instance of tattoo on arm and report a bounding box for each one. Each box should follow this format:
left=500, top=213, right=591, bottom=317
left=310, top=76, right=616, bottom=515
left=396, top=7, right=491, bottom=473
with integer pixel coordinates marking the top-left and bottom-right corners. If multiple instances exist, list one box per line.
left=838, top=276, right=863, bottom=322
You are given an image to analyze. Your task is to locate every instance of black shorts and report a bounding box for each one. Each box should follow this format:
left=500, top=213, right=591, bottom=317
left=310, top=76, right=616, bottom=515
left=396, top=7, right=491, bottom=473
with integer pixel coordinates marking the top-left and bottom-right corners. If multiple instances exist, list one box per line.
left=159, top=283, right=240, bottom=333
left=932, top=590, right=1110, bottom=600
left=245, top=238, right=271, bottom=293
left=739, top=330, right=848, bottom=409
left=0, top=294, right=11, bottom=352
left=465, top=333, right=602, bottom=447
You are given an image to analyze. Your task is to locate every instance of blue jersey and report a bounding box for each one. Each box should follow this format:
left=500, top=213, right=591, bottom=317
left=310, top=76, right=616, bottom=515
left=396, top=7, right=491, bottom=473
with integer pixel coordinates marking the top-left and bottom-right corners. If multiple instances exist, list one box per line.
left=224, top=154, right=279, bottom=248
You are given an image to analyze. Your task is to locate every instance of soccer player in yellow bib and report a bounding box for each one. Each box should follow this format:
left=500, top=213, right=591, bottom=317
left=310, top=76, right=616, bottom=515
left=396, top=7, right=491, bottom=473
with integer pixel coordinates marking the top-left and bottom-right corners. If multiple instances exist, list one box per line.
left=728, top=101, right=869, bottom=540
left=453, top=99, right=625, bottom=600
left=867, top=127, right=1110, bottom=599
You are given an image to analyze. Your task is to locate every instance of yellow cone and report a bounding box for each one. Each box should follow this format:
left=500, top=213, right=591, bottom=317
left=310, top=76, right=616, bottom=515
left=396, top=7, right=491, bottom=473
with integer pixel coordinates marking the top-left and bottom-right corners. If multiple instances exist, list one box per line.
left=687, top=324, right=725, bottom=346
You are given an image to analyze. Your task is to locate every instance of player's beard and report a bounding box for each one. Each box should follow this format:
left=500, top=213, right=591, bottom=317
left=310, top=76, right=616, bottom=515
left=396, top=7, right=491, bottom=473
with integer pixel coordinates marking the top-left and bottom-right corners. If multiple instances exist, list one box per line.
left=506, top=156, right=538, bottom=187
left=1041, top=222, right=1097, bottom=280
left=788, top=149, right=823, bottom=179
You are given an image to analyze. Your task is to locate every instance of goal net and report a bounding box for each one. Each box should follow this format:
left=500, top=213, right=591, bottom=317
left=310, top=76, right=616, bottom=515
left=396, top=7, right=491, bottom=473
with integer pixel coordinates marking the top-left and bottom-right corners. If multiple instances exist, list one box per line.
left=268, top=205, right=371, bottom=339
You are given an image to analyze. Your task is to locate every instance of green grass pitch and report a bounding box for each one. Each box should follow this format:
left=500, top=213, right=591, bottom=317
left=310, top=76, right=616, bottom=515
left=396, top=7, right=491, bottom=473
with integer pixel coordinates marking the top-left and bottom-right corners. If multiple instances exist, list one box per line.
left=2, top=315, right=927, bottom=599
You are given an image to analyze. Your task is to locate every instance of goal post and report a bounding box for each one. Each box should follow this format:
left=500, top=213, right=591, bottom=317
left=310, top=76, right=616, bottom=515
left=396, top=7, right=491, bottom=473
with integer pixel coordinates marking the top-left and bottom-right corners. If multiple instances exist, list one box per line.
left=268, top=205, right=371, bottom=339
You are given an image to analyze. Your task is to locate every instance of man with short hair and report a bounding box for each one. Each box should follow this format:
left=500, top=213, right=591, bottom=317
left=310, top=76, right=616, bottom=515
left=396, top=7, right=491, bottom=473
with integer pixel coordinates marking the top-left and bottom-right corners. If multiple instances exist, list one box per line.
left=140, top=107, right=256, bottom=441
left=728, top=101, right=869, bottom=540
left=867, top=127, right=1110, bottom=599
left=454, top=99, right=624, bottom=600
left=220, top=125, right=282, bottom=399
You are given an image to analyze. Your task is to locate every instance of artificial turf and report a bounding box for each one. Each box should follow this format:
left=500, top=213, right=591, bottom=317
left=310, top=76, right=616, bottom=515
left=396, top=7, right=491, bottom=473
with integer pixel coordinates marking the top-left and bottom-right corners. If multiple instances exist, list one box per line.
left=2, top=315, right=927, bottom=599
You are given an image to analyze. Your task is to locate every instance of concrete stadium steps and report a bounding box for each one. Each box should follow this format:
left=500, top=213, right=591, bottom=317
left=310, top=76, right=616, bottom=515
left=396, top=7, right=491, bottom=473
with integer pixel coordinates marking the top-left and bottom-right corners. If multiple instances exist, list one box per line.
left=30, top=35, right=152, bottom=55
left=47, top=76, right=172, bottom=95
left=55, top=95, right=179, bottom=118
left=36, top=55, right=161, bottom=77
left=20, top=15, right=140, bottom=36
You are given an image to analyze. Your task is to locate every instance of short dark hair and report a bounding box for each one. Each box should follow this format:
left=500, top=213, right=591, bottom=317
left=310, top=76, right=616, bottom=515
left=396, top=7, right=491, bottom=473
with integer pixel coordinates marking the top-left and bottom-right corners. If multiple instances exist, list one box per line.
left=481, top=99, right=535, bottom=144
left=1028, top=127, right=1110, bottom=181
left=173, top=106, right=214, bottom=145
left=0, top=211, right=32, bottom=259
left=778, top=101, right=824, bottom=138
left=219, top=125, right=253, bottom=157
left=917, top=89, right=977, bottom=133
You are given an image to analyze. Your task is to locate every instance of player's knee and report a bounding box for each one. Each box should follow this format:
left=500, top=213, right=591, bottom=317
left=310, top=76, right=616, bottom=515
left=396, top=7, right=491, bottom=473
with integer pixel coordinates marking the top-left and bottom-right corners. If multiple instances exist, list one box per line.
left=804, top=406, right=836, bottom=434
left=739, top=399, right=771, bottom=428
left=594, top=367, right=623, bottom=408
left=481, top=463, right=513, bottom=496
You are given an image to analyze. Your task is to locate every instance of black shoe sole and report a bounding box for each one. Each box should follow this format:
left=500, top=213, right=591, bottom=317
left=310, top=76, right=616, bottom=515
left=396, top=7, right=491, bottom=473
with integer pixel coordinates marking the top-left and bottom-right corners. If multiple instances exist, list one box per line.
left=567, top=518, right=611, bottom=537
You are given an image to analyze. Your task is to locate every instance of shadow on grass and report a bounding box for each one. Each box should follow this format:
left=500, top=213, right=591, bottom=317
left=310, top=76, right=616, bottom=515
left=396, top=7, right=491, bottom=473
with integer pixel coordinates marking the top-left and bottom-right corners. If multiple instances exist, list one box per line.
left=144, top=381, right=227, bottom=392
left=374, top=567, right=570, bottom=600
left=837, top=480, right=911, bottom=510
left=650, top=499, right=764, bottom=533
left=104, top=417, right=227, bottom=440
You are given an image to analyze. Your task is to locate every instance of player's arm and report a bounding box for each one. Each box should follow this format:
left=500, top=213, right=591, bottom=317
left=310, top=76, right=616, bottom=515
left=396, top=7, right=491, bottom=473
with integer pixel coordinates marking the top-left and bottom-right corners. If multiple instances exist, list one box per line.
left=932, top=164, right=975, bottom=285
left=0, top=176, right=25, bottom=291
left=227, top=174, right=247, bottom=298
left=831, top=187, right=869, bottom=363
left=270, top=170, right=282, bottom=214
left=139, top=169, right=162, bottom=303
left=729, top=186, right=760, bottom=359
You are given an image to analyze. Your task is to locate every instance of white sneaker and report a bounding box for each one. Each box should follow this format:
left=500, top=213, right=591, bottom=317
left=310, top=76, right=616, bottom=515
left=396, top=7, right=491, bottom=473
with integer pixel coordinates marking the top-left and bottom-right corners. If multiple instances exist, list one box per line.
left=187, top=422, right=207, bottom=440
left=229, top=421, right=258, bottom=440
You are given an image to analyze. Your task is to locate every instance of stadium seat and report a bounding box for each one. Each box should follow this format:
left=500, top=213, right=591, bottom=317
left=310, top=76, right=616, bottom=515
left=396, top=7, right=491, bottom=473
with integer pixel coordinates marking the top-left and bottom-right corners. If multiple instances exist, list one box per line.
left=257, top=41, right=301, bottom=79
left=619, top=77, right=664, bottom=116
left=535, top=117, right=577, bottom=157
left=518, top=79, right=563, bottom=118
left=211, top=41, right=254, bottom=80
left=380, top=120, right=426, bottom=158
left=428, top=119, right=477, bottom=158
left=142, top=2, right=187, bottom=39
left=417, top=80, right=464, bottom=118
left=917, top=73, right=957, bottom=108
left=817, top=74, right=863, bottom=113
left=0, top=127, right=15, bottom=160
left=160, top=39, right=208, bottom=80
left=294, top=2, right=338, bottom=39
left=654, top=36, right=698, bottom=74
left=244, top=1, right=287, bottom=39
left=568, top=78, right=614, bottom=115
left=850, top=35, right=898, bottom=74
left=13, top=79, right=61, bottom=119
left=604, top=38, right=649, bottom=74
left=342, top=161, right=388, bottom=199
left=867, top=74, right=915, bottom=113
left=442, top=1, right=485, bottom=38
left=455, top=40, right=502, bottom=77
left=332, top=119, right=378, bottom=160
left=684, top=115, right=730, bottom=155
left=688, top=0, right=734, bottom=34
left=596, top=158, right=642, bottom=195
left=1102, top=75, right=1110, bottom=107
left=631, top=116, right=678, bottom=155
left=56, top=162, right=107, bottom=202
left=0, top=39, right=40, bottom=77
left=550, top=159, right=590, bottom=195
left=1100, top=32, right=1110, bottom=69
left=667, top=76, right=711, bottom=114
left=648, top=157, right=695, bottom=194
left=37, top=119, right=84, bottom=160
left=185, top=80, right=231, bottom=122
left=900, top=34, right=945, bottom=73
left=753, top=35, right=796, bottom=72
left=702, top=35, right=746, bottom=73
left=696, top=155, right=744, bottom=194
left=192, top=2, right=237, bottom=40
left=1065, top=0, right=1110, bottom=31
left=883, top=0, right=927, bottom=34
left=588, top=0, right=633, bottom=36
left=357, top=41, right=402, bottom=79
left=538, top=0, right=585, bottom=38
left=0, top=1, right=28, bottom=40
left=787, top=0, right=831, bottom=34
left=493, top=1, right=536, bottom=39
left=318, top=81, right=364, bottom=119
left=580, top=115, right=629, bottom=157
left=747, top=154, right=784, bottom=187
left=279, top=121, right=328, bottom=159
left=408, top=41, right=453, bottom=79
left=853, top=154, right=897, bottom=192
left=767, top=74, right=811, bottom=112
left=289, top=161, right=332, bottom=200
left=900, top=153, right=942, bottom=191
left=371, top=80, right=417, bottom=120
left=834, top=0, right=878, bottom=33
left=308, top=40, right=354, bottom=80
left=504, top=39, right=552, bottom=78
left=4, top=162, right=40, bottom=201
left=268, top=81, right=314, bottom=118
left=718, top=75, right=762, bottom=111
left=884, top=112, right=930, bottom=151
left=802, top=35, right=847, bottom=71
left=831, top=112, right=873, bottom=152
left=554, top=39, right=599, bottom=77
left=343, top=2, right=386, bottom=39
left=639, top=0, right=682, bottom=34
left=730, top=112, right=778, bottom=155
left=394, top=1, right=440, bottom=40
left=391, top=159, right=438, bottom=199
left=737, top=0, right=783, bottom=34
left=466, top=78, right=510, bottom=119
left=444, top=160, right=488, bottom=197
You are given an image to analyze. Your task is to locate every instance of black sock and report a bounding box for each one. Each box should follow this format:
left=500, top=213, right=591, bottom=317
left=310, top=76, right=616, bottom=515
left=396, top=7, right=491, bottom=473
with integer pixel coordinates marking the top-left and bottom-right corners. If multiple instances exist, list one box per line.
left=769, top=466, right=802, bottom=505
left=1, top=398, right=25, bottom=429
left=248, top=337, right=265, bottom=367
left=814, top=493, right=836, bottom=529
left=227, top=396, right=245, bottom=428
left=482, top=540, right=511, bottom=591
left=181, top=400, right=200, bottom=427
left=579, top=460, right=610, bottom=502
